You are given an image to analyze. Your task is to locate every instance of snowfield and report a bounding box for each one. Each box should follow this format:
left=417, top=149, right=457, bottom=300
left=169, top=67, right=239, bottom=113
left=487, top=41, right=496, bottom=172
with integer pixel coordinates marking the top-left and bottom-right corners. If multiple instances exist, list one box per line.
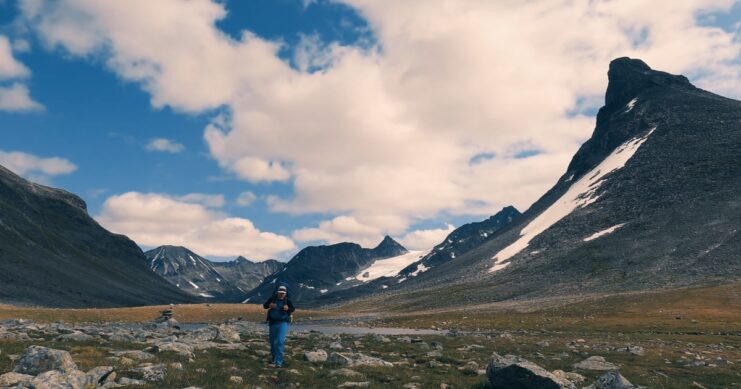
left=584, top=223, right=626, bottom=242
left=490, top=127, right=656, bottom=272
left=355, top=250, right=428, bottom=282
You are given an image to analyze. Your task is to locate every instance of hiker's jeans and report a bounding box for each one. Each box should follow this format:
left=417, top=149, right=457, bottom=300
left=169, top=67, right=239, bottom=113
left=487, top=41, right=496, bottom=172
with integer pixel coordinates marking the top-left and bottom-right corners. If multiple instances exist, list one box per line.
left=269, top=321, right=289, bottom=366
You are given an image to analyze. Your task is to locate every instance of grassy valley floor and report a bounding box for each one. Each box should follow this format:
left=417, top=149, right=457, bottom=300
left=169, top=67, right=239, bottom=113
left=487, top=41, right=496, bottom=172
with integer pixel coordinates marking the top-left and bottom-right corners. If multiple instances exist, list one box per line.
left=0, top=283, right=738, bottom=388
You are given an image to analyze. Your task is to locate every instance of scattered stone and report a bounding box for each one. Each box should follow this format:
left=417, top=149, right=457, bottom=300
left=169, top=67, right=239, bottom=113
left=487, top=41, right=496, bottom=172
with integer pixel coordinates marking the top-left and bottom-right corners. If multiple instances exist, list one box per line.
left=337, top=382, right=370, bottom=388
left=54, top=331, right=95, bottom=342
left=133, top=363, right=166, bottom=382
left=0, top=372, right=34, bottom=387
left=430, top=341, right=444, bottom=351
left=304, top=349, right=328, bottom=363
left=573, top=356, right=620, bottom=371
left=31, top=369, right=87, bottom=389
left=486, top=352, right=576, bottom=389
left=330, top=368, right=363, bottom=378
left=84, top=366, right=116, bottom=387
left=229, top=376, right=244, bottom=384
left=150, top=341, right=195, bottom=358
left=328, top=352, right=393, bottom=367
left=403, top=383, right=421, bottom=388
left=111, top=350, right=155, bottom=361
left=616, top=345, right=645, bottom=356
left=551, top=369, right=585, bottom=383
left=584, top=371, right=637, bottom=389
left=117, top=377, right=146, bottom=386
left=329, top=341, right=344, bottom=349
left=13, top=345, right=78, bottom=376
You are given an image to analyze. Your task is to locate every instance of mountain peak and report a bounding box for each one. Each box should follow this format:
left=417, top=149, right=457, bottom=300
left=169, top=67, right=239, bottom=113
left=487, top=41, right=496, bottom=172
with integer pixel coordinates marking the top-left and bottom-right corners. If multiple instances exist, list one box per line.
left=605, top=57, right=692, bottom=106
left=373, top=235, right=408, bottom=257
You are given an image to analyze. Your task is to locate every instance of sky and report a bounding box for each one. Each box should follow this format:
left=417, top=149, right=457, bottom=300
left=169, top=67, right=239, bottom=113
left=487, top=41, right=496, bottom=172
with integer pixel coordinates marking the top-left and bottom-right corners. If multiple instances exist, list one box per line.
left=0, top=0, right=739, bottom=261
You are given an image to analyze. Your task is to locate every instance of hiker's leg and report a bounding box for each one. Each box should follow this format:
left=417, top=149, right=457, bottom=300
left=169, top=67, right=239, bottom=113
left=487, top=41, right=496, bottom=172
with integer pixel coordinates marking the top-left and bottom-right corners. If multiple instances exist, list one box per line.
left=268, top=323, right=277, bottom=362
left=275, top=322, right=288, bottom=366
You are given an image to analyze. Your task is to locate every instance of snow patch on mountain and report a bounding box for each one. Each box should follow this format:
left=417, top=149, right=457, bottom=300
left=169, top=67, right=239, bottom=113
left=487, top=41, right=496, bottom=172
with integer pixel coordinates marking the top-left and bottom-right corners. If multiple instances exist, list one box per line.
left=584, top=223, right=626, bottom=242
left=490, top=127, right=656, bottom=272
left=354, top=250, right=427, bottom=282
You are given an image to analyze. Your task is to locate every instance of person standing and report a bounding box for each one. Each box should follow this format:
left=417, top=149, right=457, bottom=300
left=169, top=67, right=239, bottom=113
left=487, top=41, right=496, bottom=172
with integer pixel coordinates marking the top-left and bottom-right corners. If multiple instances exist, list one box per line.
left=262, top=285, right=295, bottom=367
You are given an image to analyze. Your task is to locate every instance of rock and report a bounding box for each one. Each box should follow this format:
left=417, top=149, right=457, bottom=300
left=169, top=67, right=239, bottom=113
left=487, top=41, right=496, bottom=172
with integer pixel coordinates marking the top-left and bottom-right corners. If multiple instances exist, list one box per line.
left=328, top=352, right=353, bottom=366
left=84, top=366, right=115, bottom=387
left=337, top=382, right=370, bottom=388
left=30, top=370, right=87, bottom=389
left=330, top=368, right=363, bottom=378
left=13, top=345, right=78, bottom=376
left=117, top=377, right=146, bottom=386
left=373, top=334, right=391, bottom=343
left=403, top=383, right=421, bottom=389
left=552, top=370, right=585, bottom=383
left=328, top=352, right=393, bottom=367
left=430, top=341, right=444, bottom=351
left=110, top=350, right=155, bottom=361
left=616, top=345, right=645, bottom=356
left=54, top=331, right=95, bottom=342
left=304, top=349, right=328, bottom=363
left=151, top=341, right=195, bottom=358
left=133, top=363, right=166, bottom=382
left=215, top=325, right=241, bottom=343
left=0, top=372, right=34, bottom=387
left=459, top=361, right=480, bottom=374
left=486, top=352, right=576, bottom=389
left=329, top=341, right=344, bottom=349
left=229, top=376, right=243, bottom=384
left=584, top=371, right=637, bottom=389
left=427, top=350, right=443, bottom=358
left=573, top=356, right=620, bottom=371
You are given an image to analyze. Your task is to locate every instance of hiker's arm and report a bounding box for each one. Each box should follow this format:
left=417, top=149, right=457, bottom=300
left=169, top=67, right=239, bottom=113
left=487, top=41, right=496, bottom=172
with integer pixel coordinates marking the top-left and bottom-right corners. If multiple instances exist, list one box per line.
left=262, top=297, right=273, bottom=309
left=287, top=300, right=295, bottom=313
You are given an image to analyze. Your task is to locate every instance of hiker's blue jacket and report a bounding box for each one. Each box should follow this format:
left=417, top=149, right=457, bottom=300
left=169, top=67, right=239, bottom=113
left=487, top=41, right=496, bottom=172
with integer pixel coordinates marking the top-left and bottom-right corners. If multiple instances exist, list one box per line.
left=263, top=296, right=295, bottom=323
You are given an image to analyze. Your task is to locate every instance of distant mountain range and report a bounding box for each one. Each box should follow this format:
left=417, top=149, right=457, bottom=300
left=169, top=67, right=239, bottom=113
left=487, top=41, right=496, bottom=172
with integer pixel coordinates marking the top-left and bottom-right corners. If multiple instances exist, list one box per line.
left=0, top=165, right=196, bottom=307
left=356, top=57, right=741, bottom=308
left=1, top=57, right=737, bottom=310
left=244, top=236, right=410, bottom=304
left=144, top=246, right=281, bottom=302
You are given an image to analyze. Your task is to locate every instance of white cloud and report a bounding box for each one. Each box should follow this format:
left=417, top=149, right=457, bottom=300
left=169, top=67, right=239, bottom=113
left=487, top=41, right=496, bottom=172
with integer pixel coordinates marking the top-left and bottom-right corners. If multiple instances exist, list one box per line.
left=20, top=0, right=741, bottom=240
left=176, top=193, right=225, bottom=208
left=0, top=35, right=42, bottom=111
left=236, top=191, right=257, bottom=206
left=0, top=35, right=30, bottom=79
left=145, top=138, right=185, bottom=153
left=399, top=224, right=455, bottom=251
left=96, top=192, right=296, bottom=259
left=0, top=83, right=43, bottom=111
left=0, top=150, right=77, bottom=178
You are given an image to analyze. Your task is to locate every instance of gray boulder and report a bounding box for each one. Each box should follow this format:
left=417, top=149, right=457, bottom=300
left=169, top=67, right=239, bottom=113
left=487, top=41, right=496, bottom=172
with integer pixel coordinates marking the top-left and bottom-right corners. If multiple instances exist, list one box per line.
left=585, top=371, right=637, bottom=389
left=573, top=356, right=619, bottom=371
left=328, top=352, right=393, bottom=367
left=486, top=353, right=576, bottom=389
left=304, top=349, right=328, bottom=363
left=132, top=363, right=166, bottom=382
left=54, top=331, right=95, bottom=342
left=84, top=366, right=116, bottom=387
left=0, top=372, right=34, bottom=387
left=30, top=370, right=87, bottom=389
left=13, top=345, right=78, bottom=376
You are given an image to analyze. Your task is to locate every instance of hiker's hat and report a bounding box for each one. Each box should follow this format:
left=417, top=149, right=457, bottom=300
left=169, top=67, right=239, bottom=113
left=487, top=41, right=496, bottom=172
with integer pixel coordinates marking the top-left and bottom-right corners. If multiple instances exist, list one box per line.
left=277, top=286, right=287, bottom=293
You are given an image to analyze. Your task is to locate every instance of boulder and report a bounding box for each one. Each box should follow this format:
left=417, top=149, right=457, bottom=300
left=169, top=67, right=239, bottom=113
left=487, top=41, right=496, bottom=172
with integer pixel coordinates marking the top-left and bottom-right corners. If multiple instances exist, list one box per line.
left=84, top=366, right=116, bottom=387
left=329, top=368, right=363, bottom=378
left=304, top=349, right=329, bottom=363
left=337, top=382, right=370, bottom=388
left=585, top=371, right=637, bottom=389
left=215, top=325, right=241, bottom=343
left=13, top=345, right=78, bottom=376
left=54, top=331, right=95, bottom=342
left=0, top=372, right=34, bottom=387
left=328, top=352, right=393, bottom=367
left=110, top=350, right=155, bottom=361
left=486, top=352, right=576, bottom=389
left=132, top=363, right=166, bottom=382
left=552, top=370, right=585, bottom=383
left=150, top=341, right=195, bottom=358
left=573, top=356, right=619, bottom=371
left=30, top=370, right=87, bottom=389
